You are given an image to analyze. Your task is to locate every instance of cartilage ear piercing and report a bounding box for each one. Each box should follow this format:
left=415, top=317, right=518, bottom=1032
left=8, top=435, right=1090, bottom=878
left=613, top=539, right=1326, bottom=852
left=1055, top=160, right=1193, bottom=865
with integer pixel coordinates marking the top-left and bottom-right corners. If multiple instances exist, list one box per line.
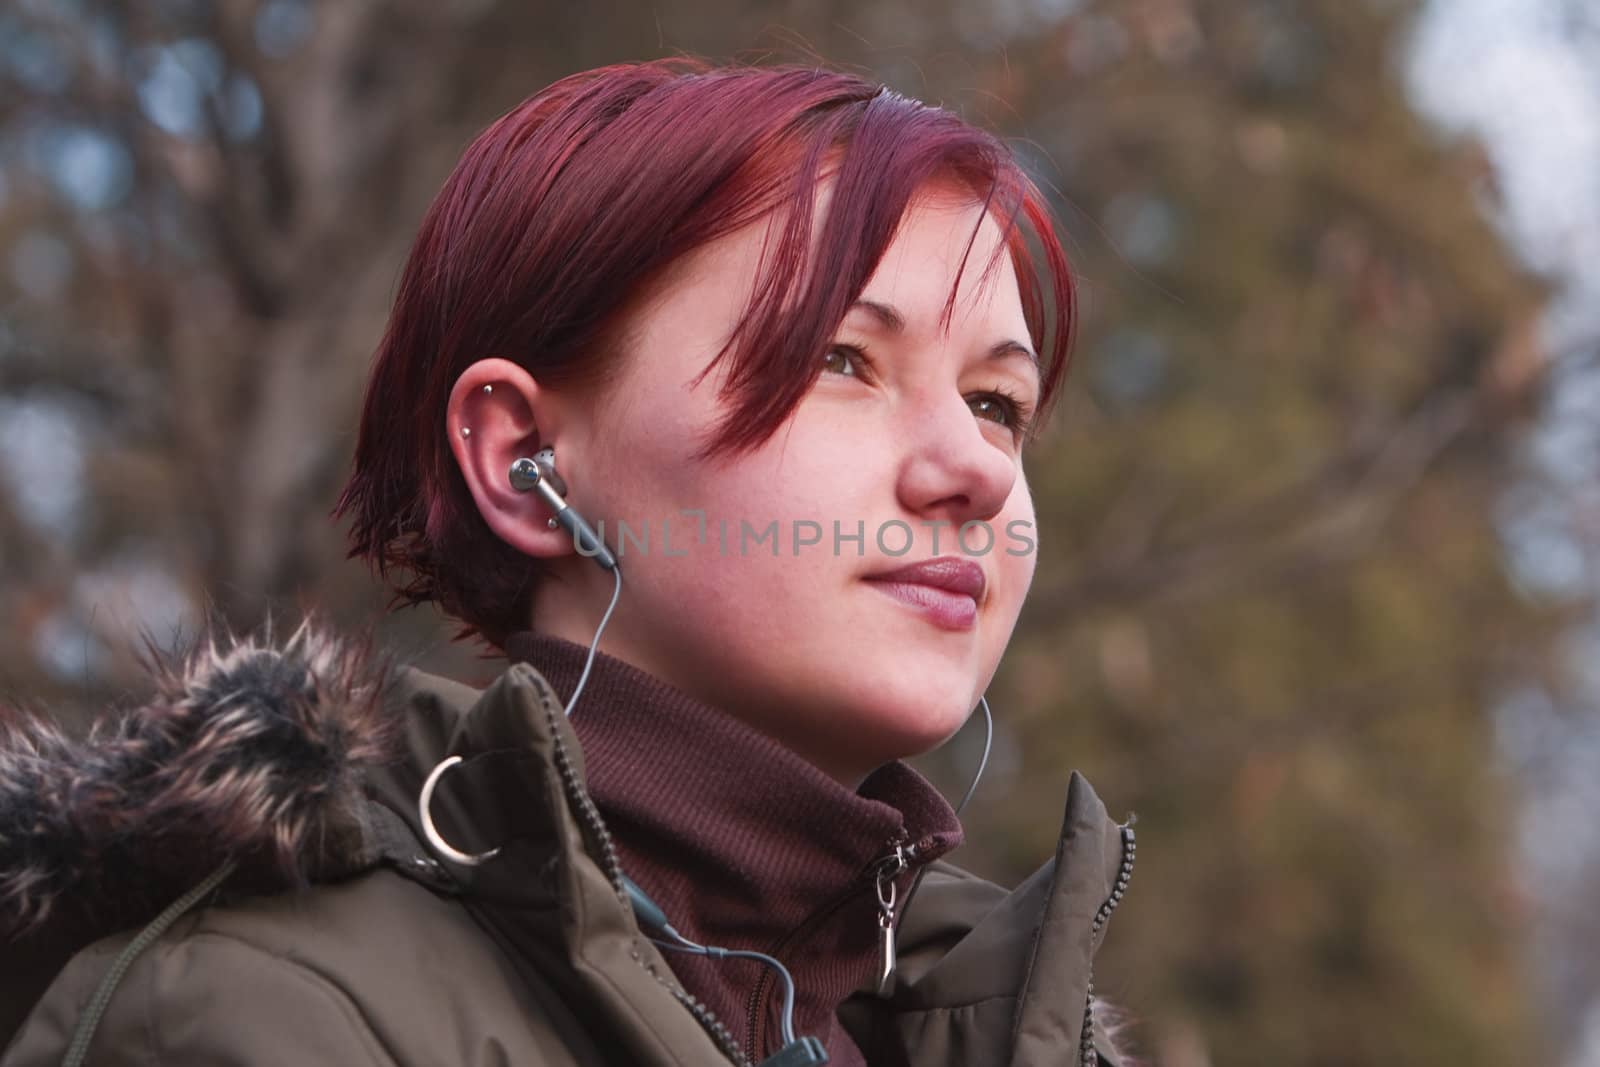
left=460, top=426, right=471, bottom=438
left=482, top=384, right=493, bottom=394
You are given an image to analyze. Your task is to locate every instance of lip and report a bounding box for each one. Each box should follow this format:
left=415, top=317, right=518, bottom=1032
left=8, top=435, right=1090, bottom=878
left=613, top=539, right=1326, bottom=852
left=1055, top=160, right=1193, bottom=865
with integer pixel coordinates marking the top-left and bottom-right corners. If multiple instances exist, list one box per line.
left=865, top=556, right=987, bottom=600
left=862, top=557, right=986, bottom=631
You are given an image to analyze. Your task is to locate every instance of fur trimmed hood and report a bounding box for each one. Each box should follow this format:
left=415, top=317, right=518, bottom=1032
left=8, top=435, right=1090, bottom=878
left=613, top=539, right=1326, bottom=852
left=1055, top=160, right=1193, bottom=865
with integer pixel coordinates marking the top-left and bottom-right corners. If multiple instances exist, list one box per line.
left=0, top=622, right=403, bottom=943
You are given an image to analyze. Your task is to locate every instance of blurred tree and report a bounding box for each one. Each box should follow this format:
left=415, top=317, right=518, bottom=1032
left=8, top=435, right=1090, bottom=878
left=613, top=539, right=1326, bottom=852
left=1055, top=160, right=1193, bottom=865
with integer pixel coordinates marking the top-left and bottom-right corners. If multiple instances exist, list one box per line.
left=950, top=2, right=1564, bottom=1065
left=0, top=0, right=1564, bottom=1064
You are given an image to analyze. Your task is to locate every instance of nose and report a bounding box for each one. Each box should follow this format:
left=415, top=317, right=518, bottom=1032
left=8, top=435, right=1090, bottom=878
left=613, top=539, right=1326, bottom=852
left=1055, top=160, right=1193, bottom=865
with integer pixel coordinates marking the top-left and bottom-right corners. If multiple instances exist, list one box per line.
left=894, top=388, right=1017, bottom=533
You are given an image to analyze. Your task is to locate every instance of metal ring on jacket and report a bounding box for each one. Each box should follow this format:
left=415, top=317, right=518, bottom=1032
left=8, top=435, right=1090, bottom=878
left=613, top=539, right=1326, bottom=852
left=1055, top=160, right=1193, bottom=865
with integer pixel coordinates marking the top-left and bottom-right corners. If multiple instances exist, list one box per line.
left=418, top=755, right=501, bottom=866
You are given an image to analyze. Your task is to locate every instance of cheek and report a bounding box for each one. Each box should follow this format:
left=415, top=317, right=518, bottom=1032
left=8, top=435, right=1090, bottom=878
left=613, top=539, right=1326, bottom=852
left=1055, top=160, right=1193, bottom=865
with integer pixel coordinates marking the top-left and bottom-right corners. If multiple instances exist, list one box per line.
left=591, top=378, right=718, bottom=518
left=680, top=414, right=868, bottom=539
left=588, top=398, right=830, bottom=605
left=992, top=487, right=1038, bottom=612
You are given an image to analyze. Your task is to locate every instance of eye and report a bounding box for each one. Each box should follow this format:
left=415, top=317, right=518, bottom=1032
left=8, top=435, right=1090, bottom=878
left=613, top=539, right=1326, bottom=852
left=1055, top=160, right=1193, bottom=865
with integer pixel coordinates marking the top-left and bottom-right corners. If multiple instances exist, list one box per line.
left=969, top=386, right=1037, bottom=438
left=821, top=344, right=870, bottom=379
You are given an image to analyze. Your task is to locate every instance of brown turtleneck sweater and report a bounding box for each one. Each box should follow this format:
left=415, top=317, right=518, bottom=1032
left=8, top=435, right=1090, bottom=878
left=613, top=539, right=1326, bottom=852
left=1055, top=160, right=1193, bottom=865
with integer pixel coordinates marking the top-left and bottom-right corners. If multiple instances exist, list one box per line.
left=504, top=632, right=964, bottom=1067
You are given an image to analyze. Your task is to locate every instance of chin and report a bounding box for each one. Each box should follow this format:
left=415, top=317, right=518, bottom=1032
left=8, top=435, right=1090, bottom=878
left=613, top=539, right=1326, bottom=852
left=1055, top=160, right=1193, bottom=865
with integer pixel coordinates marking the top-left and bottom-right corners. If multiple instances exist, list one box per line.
left=860, top=695, right=976, bottom=763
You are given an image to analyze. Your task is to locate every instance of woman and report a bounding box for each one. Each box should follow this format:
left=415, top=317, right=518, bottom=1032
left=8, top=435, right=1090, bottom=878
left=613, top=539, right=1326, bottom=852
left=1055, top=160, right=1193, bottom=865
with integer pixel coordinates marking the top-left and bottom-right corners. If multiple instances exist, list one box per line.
left=1, top=58, right=1137, bottom=1066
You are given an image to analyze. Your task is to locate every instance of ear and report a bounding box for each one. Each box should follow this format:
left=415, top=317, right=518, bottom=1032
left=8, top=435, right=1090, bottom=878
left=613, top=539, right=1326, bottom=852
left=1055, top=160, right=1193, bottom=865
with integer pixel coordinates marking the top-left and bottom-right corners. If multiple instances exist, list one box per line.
left=446, top=358, right=576, bottom=562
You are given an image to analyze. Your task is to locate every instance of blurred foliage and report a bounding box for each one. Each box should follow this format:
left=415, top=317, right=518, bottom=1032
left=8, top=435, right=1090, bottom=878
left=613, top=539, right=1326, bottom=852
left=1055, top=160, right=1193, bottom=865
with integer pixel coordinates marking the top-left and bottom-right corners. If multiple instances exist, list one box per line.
left=0, top=0, right=1572, bottom=1064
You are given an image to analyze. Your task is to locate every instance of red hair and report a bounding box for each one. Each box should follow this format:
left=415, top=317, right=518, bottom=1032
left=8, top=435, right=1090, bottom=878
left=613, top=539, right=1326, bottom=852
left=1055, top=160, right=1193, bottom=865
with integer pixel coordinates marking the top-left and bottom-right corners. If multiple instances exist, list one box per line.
left=335, top=57, right=1078, bottom=647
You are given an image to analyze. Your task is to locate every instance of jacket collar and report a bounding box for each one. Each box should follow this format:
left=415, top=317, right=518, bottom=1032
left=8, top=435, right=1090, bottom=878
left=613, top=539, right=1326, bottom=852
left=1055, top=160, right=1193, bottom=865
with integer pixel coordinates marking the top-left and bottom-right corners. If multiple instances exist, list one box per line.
left=366, top=658, right=760, bottom=1064
left=502, top=630, right=964, bottom=1062
left=878, top=769, right=1137, bottom=1065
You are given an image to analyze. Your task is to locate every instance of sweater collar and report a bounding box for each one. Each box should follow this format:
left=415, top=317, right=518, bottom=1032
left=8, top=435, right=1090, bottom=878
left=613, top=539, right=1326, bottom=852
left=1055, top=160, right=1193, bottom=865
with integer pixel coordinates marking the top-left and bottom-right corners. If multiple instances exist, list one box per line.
left=503, top=630, right=964, bottom=1064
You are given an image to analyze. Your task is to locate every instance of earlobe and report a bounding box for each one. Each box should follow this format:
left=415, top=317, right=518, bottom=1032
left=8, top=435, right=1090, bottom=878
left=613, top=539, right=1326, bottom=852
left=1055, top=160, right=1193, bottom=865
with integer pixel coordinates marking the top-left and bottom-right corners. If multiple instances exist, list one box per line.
left=446, top=358, right=576, bottom=562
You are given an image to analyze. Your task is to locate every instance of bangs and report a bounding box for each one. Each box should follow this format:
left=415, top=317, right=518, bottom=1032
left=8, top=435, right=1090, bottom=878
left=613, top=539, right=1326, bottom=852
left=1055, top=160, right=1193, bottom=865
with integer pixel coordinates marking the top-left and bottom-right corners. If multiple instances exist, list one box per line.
left=676, top=90, right=1073, bottom=461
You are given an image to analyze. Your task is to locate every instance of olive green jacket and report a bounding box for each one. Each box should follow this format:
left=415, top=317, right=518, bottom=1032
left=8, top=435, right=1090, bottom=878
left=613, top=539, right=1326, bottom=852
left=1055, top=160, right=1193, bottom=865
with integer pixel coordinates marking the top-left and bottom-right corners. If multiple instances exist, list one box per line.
left=1, top=632, right=1136, bottom=1066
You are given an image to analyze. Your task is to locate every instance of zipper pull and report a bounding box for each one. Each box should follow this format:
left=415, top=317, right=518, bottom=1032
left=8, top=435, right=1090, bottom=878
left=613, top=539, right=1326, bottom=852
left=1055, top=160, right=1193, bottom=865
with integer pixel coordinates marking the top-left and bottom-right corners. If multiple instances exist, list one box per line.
left=874, top=844, right=910, bottom=995
left=876, top=902, right=896, bottom=996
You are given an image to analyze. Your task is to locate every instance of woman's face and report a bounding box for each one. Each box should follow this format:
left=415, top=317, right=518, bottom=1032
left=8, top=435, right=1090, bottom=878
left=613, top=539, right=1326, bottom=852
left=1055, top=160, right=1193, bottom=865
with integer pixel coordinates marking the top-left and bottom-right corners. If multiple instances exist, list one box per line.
left=538, top=183, right=1041, bottom=786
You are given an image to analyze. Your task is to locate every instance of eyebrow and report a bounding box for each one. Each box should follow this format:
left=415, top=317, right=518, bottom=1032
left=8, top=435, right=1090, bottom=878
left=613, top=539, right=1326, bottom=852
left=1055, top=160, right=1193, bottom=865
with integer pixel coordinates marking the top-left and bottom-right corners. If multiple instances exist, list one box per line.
left=849, top=298, right=1040, bottom=377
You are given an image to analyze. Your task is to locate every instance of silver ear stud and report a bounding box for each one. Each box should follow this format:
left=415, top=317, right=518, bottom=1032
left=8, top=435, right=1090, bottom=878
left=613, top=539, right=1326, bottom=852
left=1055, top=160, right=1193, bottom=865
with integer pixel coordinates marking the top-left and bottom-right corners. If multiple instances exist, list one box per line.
left=459, top=426, right=471, bottom=438
left=482, top=384, right=493, bottom=395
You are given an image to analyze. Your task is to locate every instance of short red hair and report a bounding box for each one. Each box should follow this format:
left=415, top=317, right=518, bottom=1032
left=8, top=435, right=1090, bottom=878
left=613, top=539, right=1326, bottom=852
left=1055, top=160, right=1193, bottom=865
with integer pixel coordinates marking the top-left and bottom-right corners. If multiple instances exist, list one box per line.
left=335, top=57, right=1077, bottom=647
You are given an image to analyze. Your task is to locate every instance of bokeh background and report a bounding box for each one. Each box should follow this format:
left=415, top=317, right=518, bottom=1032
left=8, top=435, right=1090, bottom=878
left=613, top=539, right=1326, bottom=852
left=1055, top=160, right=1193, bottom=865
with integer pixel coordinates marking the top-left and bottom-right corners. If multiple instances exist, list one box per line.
left=3, top=1, right=1599, bottom=1064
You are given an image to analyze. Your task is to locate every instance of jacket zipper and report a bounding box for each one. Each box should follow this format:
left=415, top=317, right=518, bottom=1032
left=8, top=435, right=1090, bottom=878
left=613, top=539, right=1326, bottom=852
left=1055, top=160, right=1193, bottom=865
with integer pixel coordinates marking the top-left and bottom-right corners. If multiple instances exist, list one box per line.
left=741, top=833, right=928, bottom=1061
left=539, top=695, right=754, bottom=1067
left=1078, top=822, right=1137, bottom=1067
